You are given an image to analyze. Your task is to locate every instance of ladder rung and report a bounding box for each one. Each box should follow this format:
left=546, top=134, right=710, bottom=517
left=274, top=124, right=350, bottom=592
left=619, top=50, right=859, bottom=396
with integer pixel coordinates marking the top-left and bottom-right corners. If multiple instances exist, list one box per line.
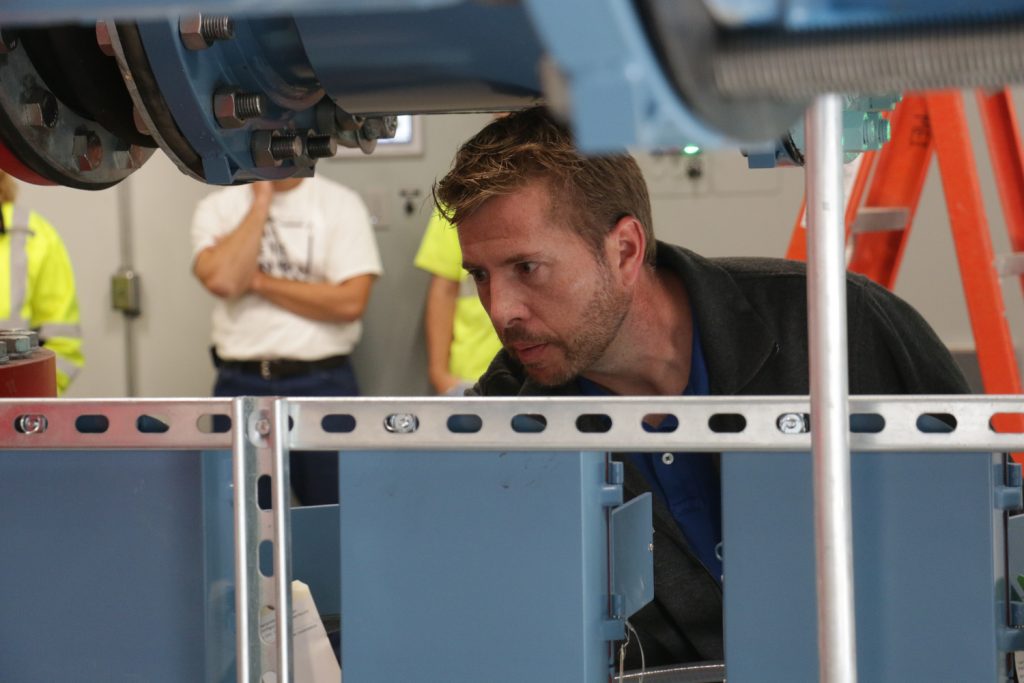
left=852, top=207, right=909, bottom=233
left=996, top=253, right=1024, bottom=277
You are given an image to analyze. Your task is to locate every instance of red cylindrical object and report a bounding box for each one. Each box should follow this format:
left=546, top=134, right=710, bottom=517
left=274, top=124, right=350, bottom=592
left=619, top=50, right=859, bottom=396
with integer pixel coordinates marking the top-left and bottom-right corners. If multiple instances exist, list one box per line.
left=0, top=348, right=57, bottom=397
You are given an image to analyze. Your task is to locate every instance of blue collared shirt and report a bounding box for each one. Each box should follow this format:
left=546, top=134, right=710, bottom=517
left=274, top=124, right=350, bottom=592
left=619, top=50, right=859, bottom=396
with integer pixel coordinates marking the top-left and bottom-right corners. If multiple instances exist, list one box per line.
left=580, top=322, right=723, bottom=581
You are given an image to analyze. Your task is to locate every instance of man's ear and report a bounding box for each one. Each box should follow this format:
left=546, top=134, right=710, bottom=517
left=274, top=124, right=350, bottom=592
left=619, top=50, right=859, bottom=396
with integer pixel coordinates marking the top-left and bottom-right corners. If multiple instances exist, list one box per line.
left=605, top=215, right=646, bottom=285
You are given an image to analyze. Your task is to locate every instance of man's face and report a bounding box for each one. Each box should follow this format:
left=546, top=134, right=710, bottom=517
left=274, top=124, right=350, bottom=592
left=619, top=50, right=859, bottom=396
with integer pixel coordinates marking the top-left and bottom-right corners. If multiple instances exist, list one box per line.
left=458, top=181, right=631, bottom=386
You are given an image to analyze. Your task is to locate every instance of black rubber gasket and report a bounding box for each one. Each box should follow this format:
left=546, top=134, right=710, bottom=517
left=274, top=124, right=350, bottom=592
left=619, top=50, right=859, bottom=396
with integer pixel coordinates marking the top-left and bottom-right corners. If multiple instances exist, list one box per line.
left=115, top=22, right=205, bottom=178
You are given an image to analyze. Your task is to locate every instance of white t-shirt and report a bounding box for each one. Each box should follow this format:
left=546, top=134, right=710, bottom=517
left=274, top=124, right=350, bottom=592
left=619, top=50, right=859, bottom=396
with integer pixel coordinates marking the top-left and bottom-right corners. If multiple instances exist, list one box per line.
left=190, top=177, right=382, bottom=360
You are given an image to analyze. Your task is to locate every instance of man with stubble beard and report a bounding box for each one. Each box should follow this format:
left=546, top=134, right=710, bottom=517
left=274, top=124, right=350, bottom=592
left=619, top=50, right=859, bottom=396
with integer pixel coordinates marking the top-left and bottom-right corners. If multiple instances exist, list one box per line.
left=434, top=107, right=969, bottom=667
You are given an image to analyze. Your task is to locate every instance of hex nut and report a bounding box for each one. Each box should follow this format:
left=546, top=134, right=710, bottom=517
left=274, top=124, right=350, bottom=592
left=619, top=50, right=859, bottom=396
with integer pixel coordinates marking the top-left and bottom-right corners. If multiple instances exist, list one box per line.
left=112, top=144, right=146, bottom=170
left=73, top=131, right=103, bottom=172
left=251, top=130, right=280, bottom=168
left=22, top=91, right=58, bottom=129
left=214, top=90, right=244, bottom=129
left=179, top=14, right=209, bottom=51
left=213, top=90, right=263, bottom=129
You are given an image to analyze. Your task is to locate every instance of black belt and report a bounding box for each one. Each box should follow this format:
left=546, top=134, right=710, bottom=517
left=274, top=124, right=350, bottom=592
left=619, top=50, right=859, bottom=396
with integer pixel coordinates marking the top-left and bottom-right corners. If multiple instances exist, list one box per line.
left=211, top=348, right=349, bottom=381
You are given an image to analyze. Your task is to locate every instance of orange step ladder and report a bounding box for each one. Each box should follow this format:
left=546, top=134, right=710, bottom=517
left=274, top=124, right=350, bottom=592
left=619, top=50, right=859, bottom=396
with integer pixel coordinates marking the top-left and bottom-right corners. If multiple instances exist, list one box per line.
left=786, top=90, right=1024, bottom=449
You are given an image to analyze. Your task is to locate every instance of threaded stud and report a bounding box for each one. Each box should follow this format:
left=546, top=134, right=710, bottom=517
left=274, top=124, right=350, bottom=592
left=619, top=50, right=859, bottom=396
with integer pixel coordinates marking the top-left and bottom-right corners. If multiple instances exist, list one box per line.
left=305, top=135, right=337, bottom=159
left=201, top=16, right=234, bottom=42
left=270, top=135, right=301, bottom=161
left=235, top=93, right=264, bottom=120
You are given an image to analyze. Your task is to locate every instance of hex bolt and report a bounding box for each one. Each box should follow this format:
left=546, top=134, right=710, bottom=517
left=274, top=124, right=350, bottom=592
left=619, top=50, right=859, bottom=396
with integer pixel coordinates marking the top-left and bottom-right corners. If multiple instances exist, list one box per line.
left=72, top=131, right=103, bottom=172
left=361, top=115, right=398, bottom=141
left=113, top=144, right=146, bottom=170
left=305, top=134, right=337, bottom=159
left=777, top=412, right=810, bottom=434
left=22, top=91, right=58, bottom=129
left=95, top=20, right=114, bottom=57
left=7, top=329, right=39, bottom=349
left=255, top=417, right=271, bottom=437
left=251, top=130, right=301, bottom=168
left=383, top=413, right=419, bottom=434
left=0, top=334, right=31, bottom=357
left=16, top=414, right=47, bottom=434
left=213, top=89, right=265, bottom=129
left=179, top=14, right=234, bottom=51
left=861, top=115, right=891, bottom=149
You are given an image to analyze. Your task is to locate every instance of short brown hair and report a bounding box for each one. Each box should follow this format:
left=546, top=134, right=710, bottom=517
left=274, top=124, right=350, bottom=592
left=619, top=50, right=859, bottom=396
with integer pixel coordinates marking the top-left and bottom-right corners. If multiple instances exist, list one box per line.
left=434, top=107, right=655, bottom=264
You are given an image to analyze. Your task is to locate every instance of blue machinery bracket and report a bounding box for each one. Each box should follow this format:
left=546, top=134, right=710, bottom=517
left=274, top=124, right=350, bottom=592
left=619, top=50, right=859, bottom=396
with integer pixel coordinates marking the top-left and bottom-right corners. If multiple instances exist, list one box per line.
left=724, top=450, right=1013, bottom=682
left=337, top=449, right=647, bottom=682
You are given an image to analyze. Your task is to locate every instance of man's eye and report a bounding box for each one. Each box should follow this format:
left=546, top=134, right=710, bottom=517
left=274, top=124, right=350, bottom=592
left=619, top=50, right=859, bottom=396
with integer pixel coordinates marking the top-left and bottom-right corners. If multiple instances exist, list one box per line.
left=469, top=269, right=488, bottom=283
left=515, top=262, right=537, bottom=276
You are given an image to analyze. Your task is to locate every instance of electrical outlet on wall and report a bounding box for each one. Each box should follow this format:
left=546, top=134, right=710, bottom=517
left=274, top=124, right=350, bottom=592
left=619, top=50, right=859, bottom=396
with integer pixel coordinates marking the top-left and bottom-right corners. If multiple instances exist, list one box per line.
left=399, top=188, right=423, bottom=218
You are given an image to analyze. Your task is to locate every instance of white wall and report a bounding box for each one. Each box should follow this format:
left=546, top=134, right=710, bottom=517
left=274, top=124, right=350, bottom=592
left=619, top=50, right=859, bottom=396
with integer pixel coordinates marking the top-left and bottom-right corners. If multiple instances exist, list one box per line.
left=26, top=95, right=1024, bottom=397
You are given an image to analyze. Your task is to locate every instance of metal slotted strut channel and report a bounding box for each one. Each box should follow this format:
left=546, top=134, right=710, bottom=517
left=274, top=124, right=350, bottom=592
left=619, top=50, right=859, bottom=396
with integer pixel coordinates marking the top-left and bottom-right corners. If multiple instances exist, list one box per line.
left=4, top=395, right=1024, bottom=452
left=286, top=395, right=1024, bottom=452
left=233, top=397, right=294, bottom=683
left=3, top=395, right=1024, bottom=455
left=0, top=397, right=233, bottom=449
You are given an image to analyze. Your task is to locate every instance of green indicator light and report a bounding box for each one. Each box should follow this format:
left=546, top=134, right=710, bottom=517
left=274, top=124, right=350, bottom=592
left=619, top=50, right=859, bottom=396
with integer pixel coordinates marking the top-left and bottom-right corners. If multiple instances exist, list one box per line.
left=682, top=144, right=701, bottom=155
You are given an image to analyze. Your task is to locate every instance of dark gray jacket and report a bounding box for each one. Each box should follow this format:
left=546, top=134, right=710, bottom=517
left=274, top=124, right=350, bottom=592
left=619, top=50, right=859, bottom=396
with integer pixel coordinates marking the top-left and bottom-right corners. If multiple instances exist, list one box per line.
left=471, top=242, right=970, bottom=665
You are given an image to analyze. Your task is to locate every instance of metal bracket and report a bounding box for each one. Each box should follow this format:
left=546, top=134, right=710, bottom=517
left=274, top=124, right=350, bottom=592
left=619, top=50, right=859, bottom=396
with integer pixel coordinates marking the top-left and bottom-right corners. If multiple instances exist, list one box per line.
left=998, top=624, right=1024, bottom=652
left=233, top=397, right=293, bottom=683
left=610, top=493, right=655, bottom=624
left=996, top=462, right=1024, bottom=512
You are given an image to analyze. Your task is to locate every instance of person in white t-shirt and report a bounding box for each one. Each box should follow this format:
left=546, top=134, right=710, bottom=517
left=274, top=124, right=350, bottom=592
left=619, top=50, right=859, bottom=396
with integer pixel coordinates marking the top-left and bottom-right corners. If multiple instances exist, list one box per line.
left=191, top=175, right=382, bottom=503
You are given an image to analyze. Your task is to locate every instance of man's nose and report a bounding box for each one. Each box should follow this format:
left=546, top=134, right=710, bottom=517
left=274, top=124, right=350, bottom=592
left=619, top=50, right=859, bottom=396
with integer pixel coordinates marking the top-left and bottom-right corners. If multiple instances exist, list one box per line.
left=486, top=280, right=527, bottom=330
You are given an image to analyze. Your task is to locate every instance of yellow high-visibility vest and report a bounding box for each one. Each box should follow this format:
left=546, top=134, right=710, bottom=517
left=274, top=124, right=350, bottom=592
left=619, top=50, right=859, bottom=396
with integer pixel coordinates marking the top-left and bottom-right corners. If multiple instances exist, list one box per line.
left=0, top=202, right=84, bottom=394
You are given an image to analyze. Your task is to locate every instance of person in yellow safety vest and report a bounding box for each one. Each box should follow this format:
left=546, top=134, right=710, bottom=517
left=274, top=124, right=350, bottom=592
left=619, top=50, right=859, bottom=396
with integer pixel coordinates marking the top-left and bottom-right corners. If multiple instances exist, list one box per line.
left=0, top=171, right=84, bottom=394
left=414, top=207, right=502, bottom=395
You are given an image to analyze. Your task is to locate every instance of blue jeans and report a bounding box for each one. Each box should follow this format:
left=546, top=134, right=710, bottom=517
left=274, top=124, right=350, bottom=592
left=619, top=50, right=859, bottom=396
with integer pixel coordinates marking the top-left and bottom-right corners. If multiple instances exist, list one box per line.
left=213, top=361, right=359, bottom=505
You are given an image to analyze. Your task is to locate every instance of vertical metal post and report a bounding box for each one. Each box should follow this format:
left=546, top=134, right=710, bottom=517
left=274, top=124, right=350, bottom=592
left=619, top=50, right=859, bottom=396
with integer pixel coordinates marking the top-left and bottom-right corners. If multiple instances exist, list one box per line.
left=232, top=397, right=259, bottom=683
left=272, top=398, right=294, bottom=682
left=232, top=396, right=293, bottom=683
left=805, top=94, right=858, bottom=683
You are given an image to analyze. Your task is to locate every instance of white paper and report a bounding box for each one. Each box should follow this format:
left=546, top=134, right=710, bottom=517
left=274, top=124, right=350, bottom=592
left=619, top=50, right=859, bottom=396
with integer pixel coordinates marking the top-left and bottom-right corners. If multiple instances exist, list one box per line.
left=259, top=580, right=341, bottom=683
